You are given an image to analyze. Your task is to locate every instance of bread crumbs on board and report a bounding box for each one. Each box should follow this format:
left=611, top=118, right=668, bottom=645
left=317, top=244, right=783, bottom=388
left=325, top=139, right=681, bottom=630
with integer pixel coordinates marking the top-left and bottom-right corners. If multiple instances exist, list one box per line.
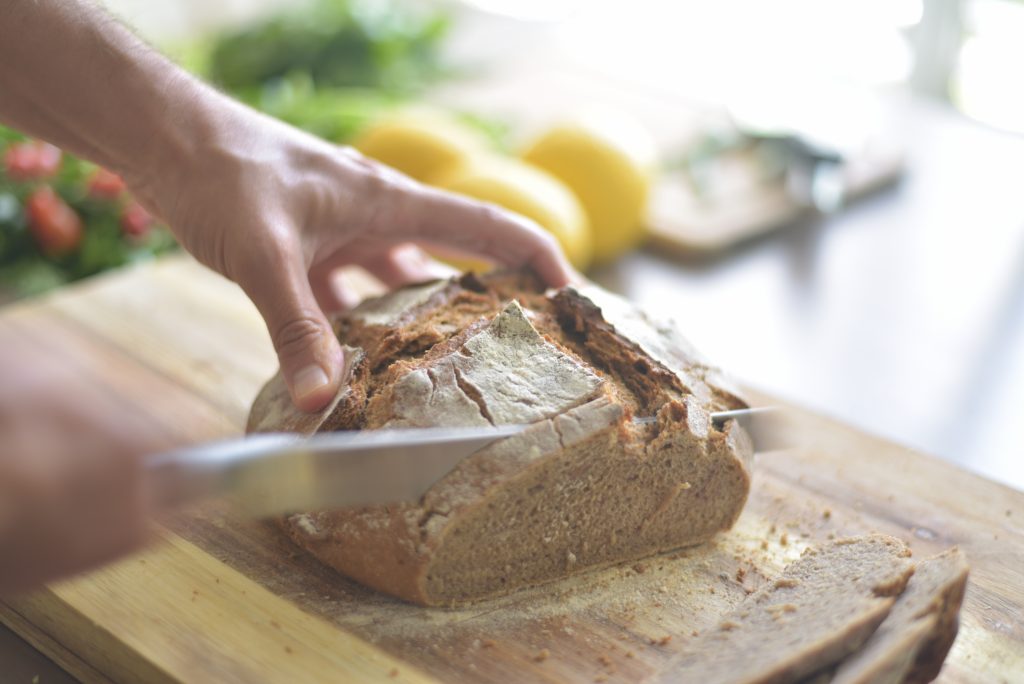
left=534, top=648, right=550, bottom=662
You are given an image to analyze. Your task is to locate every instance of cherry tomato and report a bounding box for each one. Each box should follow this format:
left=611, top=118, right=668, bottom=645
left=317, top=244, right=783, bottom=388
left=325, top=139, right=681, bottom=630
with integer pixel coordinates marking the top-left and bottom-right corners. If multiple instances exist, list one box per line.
left=121, top=202, right=153, bottom=238
left=3, top=141, right=62, bottom=181
left=87, top=167, right=126, bottom=199
left=26, top=186, right=83, bottom=255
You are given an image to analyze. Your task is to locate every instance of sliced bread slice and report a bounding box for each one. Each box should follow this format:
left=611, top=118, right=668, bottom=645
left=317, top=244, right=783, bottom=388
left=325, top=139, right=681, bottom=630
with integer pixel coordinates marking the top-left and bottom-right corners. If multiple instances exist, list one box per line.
left=830, top=547, right=969, bottom=684
left=656, top=535, right=915, bottom=684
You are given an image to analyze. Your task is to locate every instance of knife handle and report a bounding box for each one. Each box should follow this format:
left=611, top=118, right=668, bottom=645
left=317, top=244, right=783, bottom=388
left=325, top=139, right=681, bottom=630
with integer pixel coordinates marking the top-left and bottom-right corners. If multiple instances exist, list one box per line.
left=145, top=434, right=300, bottom=512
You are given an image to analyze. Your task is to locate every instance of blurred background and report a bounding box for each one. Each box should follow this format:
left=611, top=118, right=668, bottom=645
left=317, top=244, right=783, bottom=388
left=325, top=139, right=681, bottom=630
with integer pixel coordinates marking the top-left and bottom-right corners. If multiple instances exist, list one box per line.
left=2, top=0, right=1022, bottom=489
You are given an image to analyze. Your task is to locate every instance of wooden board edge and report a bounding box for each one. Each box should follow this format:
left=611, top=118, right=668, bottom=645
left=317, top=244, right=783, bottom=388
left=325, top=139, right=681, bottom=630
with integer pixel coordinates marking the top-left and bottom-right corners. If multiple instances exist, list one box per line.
left=3, top=589, right=175, bottom=684
left=5, top=529, right=442, bottom=684
left=0, top=602, right=115, bottom=684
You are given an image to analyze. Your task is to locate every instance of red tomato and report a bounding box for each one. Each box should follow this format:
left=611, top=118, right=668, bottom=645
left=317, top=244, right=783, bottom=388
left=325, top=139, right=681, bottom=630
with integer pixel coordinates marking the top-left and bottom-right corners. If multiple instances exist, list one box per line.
left=121, top=201, right=153, bottom=238
left=34, top=142, right=62, bottom=177
left=3, top=141, right=62, bottom=181
left=26, top=186, right=83, bottom=255
left=87, top=167, right=126, bottom=199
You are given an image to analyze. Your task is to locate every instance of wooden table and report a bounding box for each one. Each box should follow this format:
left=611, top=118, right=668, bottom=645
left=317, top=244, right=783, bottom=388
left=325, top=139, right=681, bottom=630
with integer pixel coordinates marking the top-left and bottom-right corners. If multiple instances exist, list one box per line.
left=0, top=256, right=1022, bottom=683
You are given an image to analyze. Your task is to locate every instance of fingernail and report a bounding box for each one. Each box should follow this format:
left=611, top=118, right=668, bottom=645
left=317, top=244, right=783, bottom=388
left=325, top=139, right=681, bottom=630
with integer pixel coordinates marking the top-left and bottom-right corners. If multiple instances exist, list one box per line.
left=293, top=364, right=329, bottom=401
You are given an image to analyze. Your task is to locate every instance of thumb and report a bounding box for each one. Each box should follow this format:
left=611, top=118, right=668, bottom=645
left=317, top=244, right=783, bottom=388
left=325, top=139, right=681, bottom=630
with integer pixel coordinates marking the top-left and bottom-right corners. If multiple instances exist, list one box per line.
left=237, top=248, right=345, bottom=413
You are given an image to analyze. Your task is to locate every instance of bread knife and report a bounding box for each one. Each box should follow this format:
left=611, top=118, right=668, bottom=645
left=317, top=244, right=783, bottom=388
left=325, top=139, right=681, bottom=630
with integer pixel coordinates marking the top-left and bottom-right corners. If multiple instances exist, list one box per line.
left=148, top=408, right=787, bottom=518
left=146, top=424, right=525, bottom=518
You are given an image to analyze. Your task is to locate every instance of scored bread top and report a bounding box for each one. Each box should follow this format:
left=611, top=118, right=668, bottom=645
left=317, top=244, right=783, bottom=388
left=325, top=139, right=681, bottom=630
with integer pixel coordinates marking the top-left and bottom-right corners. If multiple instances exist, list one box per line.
left=249, top=270, right=747, bottom=436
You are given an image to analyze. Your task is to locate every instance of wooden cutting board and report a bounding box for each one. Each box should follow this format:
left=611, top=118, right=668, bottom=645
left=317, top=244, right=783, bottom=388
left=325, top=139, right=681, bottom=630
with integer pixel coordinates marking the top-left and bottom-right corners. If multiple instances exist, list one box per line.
left=0, top=256, right=1021, bottom=684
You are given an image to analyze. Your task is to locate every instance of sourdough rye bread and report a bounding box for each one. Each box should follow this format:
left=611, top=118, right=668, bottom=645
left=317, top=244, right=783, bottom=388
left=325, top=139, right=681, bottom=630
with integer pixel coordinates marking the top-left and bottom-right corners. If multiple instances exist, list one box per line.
left=248, top=271, right=753, bottom=606
left=830, top=548, right=970, bottom=684
left=656, top=535, right=915, bottom=684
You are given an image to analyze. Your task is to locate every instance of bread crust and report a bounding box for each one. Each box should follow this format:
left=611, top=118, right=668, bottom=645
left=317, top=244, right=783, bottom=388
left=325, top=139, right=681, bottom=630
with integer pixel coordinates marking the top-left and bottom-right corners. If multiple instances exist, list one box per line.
left=249, top=272, right=753, bottom=605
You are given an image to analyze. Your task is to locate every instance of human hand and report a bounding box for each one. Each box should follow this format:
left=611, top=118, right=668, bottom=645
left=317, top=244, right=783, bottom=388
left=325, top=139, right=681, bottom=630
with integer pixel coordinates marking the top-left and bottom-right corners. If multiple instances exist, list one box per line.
left=0, top=337, right=164, bottom=595
left=126, top=97, right=574, bottom=413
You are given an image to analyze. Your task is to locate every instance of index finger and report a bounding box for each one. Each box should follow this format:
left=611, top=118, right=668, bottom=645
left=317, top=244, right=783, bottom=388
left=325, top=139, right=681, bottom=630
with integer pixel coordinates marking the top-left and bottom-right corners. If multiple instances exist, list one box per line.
left=378, top=184, right=576, bottom=288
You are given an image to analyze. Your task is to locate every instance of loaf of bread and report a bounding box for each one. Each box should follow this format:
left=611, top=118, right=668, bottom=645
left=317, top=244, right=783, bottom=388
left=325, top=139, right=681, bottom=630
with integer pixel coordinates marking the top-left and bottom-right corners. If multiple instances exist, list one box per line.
left=248, top=271, right=753, bottom=606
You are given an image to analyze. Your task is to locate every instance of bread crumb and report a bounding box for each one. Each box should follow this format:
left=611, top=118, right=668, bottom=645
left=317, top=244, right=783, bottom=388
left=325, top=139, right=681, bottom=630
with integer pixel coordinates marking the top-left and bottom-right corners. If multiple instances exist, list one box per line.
left=625, top=650, right=635, bottom=658
left=566, top=551, right=578, bottom=565
left=482, top=639, right=496, bottom=648
left=651, top=635, right=672, bottom=646
left=534, top=648, right=550, bottom=662
left=284, top=645, right=294, bottom=654
left=389, top=667, right=400, bottom=678
left=767, top=603, right=798, bottom=615
left=780, top=532, right=789, bottom=546
left=595, top=675, right=608, bottom=683
left=598, top=654, right=613, bottom=667
left=719, top=620, right=740, bottom=631
left=735, top=567, right=746, bottom=582
left=775, top=577, right=799, bottom=589
left=691, top=630, right=700, bottom=637
left=769, top=524, right=777, bottom=534
left=632, top=562, right=647, bottom=574
left=760, top=540, right=769, bottom=550
left=823, top=508, right=832, bottom=519
left=708, top=586, right=716, bottom=594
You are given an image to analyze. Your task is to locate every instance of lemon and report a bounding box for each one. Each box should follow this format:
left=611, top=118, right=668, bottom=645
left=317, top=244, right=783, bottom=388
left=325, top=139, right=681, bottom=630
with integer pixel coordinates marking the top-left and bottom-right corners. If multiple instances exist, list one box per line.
left=436, top=157, right=593, bottom=271
left=522, top=112, right=656, bottom=264
left=352, top=108, right=489, bottom=184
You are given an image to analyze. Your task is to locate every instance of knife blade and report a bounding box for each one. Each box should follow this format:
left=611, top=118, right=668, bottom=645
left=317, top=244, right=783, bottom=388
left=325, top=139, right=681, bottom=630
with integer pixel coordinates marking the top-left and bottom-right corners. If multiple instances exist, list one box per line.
left=709, top=407, right=791, bottom=452
left=146, top=424, right=525, bottom=517
left=633, top=407, right=792, bottom=453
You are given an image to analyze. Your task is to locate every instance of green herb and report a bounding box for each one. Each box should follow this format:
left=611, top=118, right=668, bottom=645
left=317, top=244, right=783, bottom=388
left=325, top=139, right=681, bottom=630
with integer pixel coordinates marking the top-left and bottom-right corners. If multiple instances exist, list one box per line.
left=206, top=0, right=451, bottom=95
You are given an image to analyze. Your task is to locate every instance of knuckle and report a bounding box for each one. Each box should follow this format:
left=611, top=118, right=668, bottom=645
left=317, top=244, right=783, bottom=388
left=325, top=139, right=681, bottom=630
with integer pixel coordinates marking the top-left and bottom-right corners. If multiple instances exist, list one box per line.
left=272, top=315, right=327, bottom=359
left=477, top=202, right=510, bottom=225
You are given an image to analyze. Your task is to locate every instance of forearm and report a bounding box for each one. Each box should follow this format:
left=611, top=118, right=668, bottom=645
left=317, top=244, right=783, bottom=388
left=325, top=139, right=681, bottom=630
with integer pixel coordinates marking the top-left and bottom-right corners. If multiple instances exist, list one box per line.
left=0, top=1, right=209, bottom=185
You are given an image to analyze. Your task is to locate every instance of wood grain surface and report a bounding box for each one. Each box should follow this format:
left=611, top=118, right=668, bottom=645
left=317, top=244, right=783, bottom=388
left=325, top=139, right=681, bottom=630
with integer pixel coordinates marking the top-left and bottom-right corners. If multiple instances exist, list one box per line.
left=0, top=256, right=1021, bottom=683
